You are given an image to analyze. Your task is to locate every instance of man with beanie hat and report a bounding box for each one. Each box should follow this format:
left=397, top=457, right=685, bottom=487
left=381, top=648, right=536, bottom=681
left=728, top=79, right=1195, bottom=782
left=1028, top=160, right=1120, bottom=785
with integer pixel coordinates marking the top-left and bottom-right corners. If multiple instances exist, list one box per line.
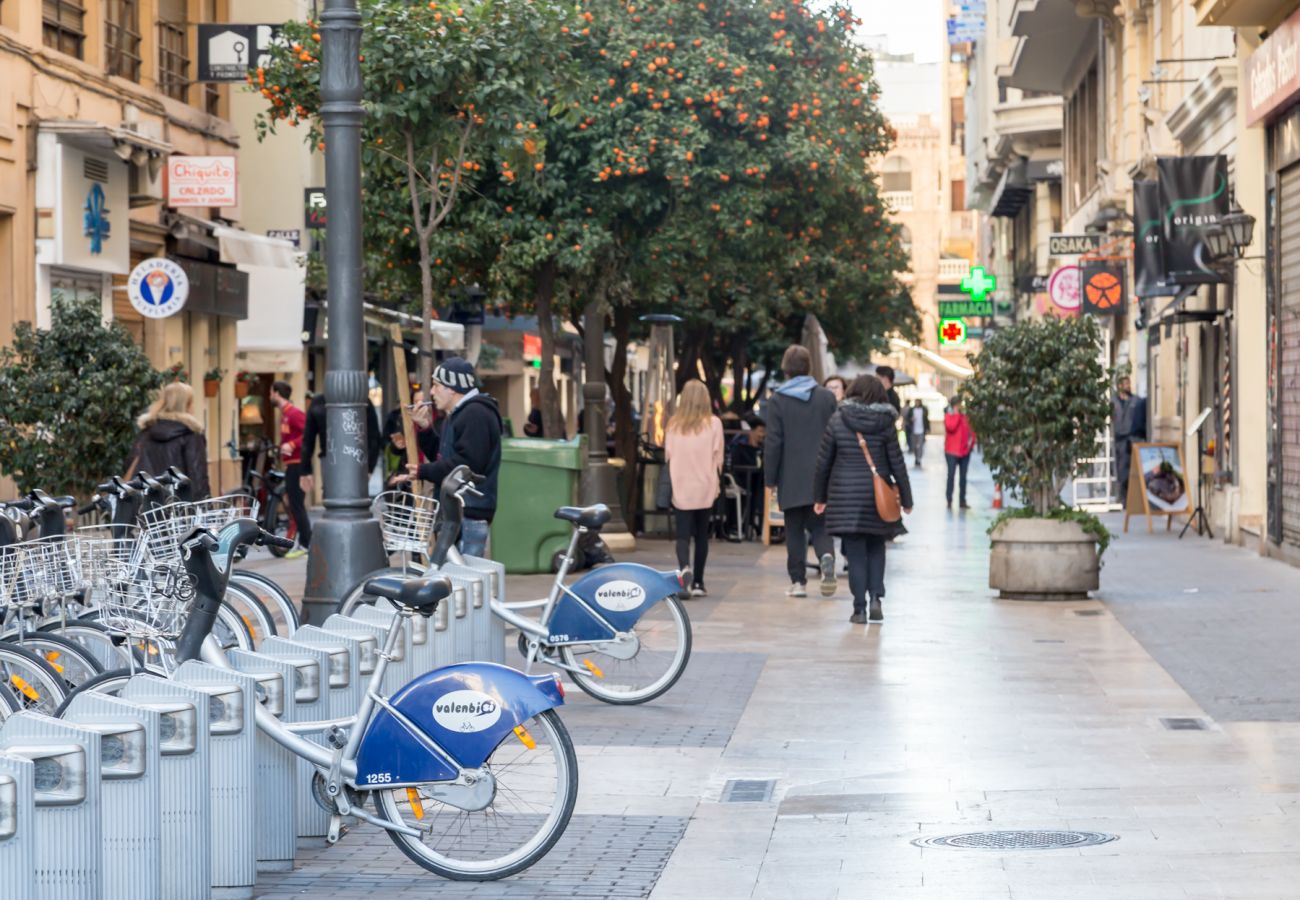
left=397, top=356, right=502, bottom=557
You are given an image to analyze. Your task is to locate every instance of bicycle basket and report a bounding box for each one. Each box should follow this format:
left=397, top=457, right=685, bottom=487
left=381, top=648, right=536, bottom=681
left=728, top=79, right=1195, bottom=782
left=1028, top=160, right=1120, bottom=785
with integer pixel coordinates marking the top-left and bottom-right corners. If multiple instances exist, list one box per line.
left=98, top=557, right=196, bottom=640
left=72, top=525, right=148, bottom=585
left=192, top=495, right=257, bottom=533
left=9, top=536, right=81, bottom=605
left=375, top=491, right=438, bottom=555
left=141, top=501, right=198, bottom=562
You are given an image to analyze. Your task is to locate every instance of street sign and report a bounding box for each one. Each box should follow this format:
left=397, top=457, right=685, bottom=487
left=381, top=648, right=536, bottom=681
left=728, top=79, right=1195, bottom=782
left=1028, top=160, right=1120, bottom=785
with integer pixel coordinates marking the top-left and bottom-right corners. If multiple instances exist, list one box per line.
left=197, top=24, right=283, bottom=82
left=127, top=258, right=189, bottom=319
left=305, top=188, right=327, bottom=228
left=267, top=229, right=300, bottom=247
left=939, top=298, right=992, bottom=317
left=1049, top=233, right=1104, bottom=256
left=938, top=318, right=968, bottom=346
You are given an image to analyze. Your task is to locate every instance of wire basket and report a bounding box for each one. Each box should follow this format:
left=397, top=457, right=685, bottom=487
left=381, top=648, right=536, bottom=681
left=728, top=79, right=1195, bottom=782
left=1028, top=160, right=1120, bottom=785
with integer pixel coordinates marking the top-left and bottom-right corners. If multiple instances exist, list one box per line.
left=72, top=524, right=147, bottom=586
left=98, top=557, right=196, bottom=640
left=7, top=536, right=81, bottom=606
left=375, top=491, right=438, bottom=556
left=141, top=501, right=198, bottom=562
left=192, top=495, right=257, bottom=533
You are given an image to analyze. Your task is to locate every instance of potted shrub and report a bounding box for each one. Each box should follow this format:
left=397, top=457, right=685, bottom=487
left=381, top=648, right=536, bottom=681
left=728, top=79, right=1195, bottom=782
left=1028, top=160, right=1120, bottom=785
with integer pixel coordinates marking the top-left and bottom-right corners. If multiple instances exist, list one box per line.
left=234, top=371, right=259, bottom=399
left=961, top=315, right=1112, bottom=600
left=203, top=367, right=224, bottom=398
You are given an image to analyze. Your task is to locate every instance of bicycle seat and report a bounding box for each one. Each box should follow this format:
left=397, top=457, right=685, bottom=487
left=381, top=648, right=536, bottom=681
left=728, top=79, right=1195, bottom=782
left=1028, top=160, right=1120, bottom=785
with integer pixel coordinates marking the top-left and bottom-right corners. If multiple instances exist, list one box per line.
left=364, top=575, right=452, bottom=615
left=554, top=504, right=611, bottom=530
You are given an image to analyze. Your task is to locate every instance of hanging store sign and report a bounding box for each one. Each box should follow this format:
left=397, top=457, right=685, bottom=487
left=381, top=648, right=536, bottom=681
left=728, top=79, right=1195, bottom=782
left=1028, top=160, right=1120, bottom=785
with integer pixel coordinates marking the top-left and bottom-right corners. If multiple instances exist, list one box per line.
left=1080, top=262, right=1126, bottom=316
left=305, top=188, right=327, bottom=228
left=1045, top=264, right=1082, bottom=316
left=938, top=318, right=968, bottom=346
left=127, top=258, right=190, bottom=318
left=1246, top=6, right=1300, bottom=126
left=1049, top=233, right=1104, bottom=256
left=54, top=143, right=130, bottom=274
left=1133, top=180, right=1174, bottom=298
left=1157, top=155, right=1228, bottom=286
left=167, top=156, right=238, bottom=207
left=197, top=24, right=284, bottom=82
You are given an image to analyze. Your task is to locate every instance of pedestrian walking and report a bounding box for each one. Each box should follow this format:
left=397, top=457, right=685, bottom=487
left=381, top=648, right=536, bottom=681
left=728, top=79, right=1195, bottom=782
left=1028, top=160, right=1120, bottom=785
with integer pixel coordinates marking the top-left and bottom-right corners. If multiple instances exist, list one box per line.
left=944, top=396, right=976, bottom=510
left=765, top=344, right=840, bottom=598
left=396, top=357, right=503, bottom=558
left=823, top=375, right=847, bottom=404
left=270, top=381, right=311, bottom=557
left=907, top=399, right=929, bottom=468
left=664, top=380, right=724, bottom=597
left=1113, top=374, right=1146, bottom=500
left=875, top=365, right=903, bottom=417
left=129, top=381, right=210, bottom=499
left=813, top=375, right=913, bottom=624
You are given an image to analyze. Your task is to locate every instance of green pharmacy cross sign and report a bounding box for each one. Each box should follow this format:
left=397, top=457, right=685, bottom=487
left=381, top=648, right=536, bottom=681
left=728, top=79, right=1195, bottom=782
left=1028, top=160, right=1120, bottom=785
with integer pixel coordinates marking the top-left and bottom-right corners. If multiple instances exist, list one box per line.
left=939, top=265, right=997, bottom=318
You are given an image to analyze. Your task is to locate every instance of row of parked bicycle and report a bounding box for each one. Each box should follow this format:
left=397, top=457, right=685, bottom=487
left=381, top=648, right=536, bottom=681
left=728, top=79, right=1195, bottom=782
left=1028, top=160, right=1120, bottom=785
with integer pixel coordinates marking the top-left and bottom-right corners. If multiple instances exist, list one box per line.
left=0, top=463, right=695, bottom=887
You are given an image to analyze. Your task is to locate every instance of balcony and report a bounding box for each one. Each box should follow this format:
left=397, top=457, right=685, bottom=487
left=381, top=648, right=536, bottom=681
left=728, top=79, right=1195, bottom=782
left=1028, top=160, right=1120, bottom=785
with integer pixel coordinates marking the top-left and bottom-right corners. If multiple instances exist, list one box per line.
left=1004, top=0, right=1095, bottom=94
left=938, top=258, right=971, bottom=281
left=992, top=95, right=1063, bottom=157
left=882, top=191, right=914, bottom=212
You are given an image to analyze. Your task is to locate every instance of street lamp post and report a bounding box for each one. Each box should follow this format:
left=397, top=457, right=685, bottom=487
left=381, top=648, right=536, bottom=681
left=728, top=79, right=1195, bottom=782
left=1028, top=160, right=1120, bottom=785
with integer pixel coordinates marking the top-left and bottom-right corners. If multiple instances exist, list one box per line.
left=303, top=0, right=388, bottom=623
left=579, top=299, right=632, bottom=548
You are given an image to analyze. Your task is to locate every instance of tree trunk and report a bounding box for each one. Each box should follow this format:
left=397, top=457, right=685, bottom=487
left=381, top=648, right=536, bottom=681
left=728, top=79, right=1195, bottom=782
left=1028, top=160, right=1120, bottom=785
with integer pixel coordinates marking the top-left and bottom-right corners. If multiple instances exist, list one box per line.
left=417, top=241, right=434, bottom=391
left=532, top=260, right=565, bottom=440
left=608, top=303, right=638, bottom=521
left=730, top=334, right=749, bottom=413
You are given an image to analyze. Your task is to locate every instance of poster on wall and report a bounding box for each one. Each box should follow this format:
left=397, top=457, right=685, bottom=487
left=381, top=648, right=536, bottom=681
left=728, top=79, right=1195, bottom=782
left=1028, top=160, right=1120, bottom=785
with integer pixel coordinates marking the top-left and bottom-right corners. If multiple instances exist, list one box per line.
left=1079, top=262, right=1126, bottom=315
left=1133, top=180, right=1174, bottom=297
left=1156, top=156, right=1229, bottom=285
left=1124, top=442, right=1190, bottom=533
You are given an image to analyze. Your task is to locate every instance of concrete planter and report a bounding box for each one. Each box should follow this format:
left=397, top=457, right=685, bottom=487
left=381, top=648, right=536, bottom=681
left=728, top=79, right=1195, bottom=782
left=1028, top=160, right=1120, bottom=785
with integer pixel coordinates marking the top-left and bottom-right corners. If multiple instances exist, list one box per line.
left=989, top=517, right=1099, bottom=601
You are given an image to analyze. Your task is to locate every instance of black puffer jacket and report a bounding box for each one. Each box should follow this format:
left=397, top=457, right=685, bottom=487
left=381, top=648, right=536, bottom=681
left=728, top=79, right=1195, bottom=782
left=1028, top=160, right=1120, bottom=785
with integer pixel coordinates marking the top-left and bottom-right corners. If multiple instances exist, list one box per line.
left=131, top=417, right=210, bottom=499
left=813, top=401, right=913, bottom=537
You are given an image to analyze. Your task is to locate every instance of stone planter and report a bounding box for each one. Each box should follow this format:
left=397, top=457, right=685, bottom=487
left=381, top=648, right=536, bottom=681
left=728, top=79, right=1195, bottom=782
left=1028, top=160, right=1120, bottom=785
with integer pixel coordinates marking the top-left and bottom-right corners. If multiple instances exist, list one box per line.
left=989, top=517, right=1099, bottom=601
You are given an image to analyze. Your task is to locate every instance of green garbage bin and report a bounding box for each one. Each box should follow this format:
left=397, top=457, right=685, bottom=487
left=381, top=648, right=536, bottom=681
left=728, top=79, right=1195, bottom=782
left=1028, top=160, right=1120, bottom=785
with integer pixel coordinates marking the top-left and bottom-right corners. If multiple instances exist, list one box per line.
left=490, top=436, right=585, bottom=573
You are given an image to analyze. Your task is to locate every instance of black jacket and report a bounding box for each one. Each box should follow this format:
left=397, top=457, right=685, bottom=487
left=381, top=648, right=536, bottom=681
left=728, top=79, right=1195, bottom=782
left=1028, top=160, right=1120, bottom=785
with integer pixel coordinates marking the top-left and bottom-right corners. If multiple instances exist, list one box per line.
left=763, top=381, right=839, bottom=509
left=301, top=395, right=382, bottom=475
left=383, top=406, right=439, bottom=464
left=132, top=417, right=210, bottom=499
left=416, top=392, right=503, bottom=521
left=814, top=401, right=913, bottom=537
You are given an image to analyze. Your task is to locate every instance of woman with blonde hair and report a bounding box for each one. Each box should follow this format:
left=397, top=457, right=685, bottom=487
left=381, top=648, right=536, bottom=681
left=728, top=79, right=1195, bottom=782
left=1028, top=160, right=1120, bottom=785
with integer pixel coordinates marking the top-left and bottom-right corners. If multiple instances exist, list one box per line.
left=664, top=379, right=724, bottom=597
left=130, top=380, right=210, bottom=498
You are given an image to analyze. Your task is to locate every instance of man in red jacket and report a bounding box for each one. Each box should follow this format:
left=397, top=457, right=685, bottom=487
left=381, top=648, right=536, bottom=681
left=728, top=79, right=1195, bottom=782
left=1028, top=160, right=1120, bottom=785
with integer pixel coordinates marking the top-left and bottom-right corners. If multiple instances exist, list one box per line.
left=271, top=380, right=311, bottom=558
left=944, top=396, right=976, bottom=510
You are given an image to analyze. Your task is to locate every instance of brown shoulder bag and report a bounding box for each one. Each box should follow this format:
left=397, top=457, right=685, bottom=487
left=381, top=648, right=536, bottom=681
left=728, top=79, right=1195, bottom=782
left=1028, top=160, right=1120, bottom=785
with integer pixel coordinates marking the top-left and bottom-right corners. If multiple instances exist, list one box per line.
left=856, top=433, right=902, bottom=523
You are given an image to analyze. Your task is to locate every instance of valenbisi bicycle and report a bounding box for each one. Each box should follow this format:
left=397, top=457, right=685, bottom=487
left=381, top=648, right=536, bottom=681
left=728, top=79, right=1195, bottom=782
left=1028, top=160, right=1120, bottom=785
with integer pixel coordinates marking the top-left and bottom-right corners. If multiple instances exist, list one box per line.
left=62, top=515, right=579, bottom=880
left=340, top=467, right=693, bottom=705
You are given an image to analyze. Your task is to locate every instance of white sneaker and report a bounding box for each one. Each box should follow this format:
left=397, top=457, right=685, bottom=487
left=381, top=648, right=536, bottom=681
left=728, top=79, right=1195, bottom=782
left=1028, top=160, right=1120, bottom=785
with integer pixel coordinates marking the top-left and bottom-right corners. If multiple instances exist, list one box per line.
left=691, top=585, right=707, bottom=598
left=786, top=583, right=807, bottom=598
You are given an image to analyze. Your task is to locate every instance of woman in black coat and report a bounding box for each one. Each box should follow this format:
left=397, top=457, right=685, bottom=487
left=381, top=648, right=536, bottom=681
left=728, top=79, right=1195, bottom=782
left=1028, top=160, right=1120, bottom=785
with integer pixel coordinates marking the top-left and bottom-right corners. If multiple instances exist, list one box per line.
left=130, top=381, right=210, bottom=498
left=813, top=375, right=913, bottom=625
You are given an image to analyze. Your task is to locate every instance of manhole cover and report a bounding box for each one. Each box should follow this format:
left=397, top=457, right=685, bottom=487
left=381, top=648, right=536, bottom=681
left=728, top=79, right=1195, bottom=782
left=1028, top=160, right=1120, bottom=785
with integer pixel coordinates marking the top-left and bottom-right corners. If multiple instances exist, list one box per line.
left=912, top=831, right=1118, bottom=851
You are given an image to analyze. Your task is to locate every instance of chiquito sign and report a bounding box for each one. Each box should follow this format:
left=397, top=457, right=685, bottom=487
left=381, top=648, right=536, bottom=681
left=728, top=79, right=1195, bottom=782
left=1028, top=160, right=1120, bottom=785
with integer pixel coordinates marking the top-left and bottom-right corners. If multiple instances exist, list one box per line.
left=1247, top=7, right=1300, bottom=126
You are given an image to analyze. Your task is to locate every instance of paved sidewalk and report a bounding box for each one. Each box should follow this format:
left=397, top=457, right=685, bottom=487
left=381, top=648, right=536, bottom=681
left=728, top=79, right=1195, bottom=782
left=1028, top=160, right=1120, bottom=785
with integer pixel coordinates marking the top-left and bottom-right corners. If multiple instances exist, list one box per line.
left=248, top=446, right=1300, bottom=898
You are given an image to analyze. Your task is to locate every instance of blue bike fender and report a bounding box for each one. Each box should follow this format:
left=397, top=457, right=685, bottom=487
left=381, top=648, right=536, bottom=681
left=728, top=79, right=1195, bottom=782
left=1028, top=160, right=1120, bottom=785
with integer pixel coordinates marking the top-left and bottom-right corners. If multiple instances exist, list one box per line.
left=355, top=662, right=565, bottom=786
left=558, top=563, right=683, bottom=636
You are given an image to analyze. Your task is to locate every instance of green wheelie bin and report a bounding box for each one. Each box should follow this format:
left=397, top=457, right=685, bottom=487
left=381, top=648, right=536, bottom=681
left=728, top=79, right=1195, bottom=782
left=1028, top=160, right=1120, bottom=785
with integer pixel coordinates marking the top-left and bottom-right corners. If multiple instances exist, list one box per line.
left=490, top=436, right=585, bottom=573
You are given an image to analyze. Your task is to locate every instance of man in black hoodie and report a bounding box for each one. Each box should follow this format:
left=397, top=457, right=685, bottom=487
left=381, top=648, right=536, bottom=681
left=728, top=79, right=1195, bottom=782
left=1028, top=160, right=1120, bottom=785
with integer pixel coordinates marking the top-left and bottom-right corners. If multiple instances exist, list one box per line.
left=398, top=357, right=502, bottom=557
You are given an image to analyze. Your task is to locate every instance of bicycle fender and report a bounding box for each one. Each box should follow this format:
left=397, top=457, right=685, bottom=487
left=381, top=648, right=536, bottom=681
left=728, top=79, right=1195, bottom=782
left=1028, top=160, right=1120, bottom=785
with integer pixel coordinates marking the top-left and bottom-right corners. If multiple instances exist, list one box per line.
left=547, top=563, right=681, bottom=642
left=355, top=662, right=564, bottom=785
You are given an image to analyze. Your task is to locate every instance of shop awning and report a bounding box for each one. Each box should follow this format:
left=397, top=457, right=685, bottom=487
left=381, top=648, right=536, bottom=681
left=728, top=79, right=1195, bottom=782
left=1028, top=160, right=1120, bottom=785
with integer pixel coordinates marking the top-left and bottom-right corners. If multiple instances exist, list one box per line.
left=214, top=226, right=298, bottom=268
left=365, top=303, right=466, bottom=350
left=990, top=161, right=1033, bottom=218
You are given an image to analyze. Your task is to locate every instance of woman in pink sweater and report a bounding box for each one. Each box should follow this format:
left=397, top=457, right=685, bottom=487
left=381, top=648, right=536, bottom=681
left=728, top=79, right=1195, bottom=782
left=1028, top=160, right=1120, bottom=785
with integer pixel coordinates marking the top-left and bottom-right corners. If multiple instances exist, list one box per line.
left=665, top=380, right=725, bottom=597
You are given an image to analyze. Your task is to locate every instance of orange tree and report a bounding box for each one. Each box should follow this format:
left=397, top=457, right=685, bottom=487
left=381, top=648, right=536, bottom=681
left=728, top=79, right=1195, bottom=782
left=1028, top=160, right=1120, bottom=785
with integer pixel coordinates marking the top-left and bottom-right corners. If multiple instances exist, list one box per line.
left=251, top=0, right=576, bottom=387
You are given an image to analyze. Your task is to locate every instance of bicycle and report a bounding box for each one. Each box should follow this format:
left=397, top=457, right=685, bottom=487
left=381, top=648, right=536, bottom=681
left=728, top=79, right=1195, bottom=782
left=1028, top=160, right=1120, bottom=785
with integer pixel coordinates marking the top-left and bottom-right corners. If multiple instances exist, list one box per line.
left=61, top=515, right=579, bottom=881
left=340, top=468, right=693, bottom=705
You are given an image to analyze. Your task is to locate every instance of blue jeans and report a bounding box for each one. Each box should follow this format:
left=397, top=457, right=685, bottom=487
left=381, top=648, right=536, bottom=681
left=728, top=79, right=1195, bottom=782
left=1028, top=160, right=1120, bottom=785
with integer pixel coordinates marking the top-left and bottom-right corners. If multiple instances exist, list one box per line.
left=460, top=518, right=490, bottom=558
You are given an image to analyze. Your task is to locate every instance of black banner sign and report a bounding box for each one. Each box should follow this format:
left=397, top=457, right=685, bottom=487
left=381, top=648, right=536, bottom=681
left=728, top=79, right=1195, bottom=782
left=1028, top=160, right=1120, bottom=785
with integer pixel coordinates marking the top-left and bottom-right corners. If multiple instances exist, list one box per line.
left=1080, top=262, right=1126, bottom=316
left=1157, top=155, right=1229, bottom=285
left=1133, top=180, right=1174, bottom=298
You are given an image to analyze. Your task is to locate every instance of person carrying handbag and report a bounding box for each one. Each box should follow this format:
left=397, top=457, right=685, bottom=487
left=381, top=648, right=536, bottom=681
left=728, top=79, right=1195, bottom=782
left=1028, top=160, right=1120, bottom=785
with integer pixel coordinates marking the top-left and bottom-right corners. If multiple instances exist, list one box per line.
left=813, top=375, right=914, bottom=625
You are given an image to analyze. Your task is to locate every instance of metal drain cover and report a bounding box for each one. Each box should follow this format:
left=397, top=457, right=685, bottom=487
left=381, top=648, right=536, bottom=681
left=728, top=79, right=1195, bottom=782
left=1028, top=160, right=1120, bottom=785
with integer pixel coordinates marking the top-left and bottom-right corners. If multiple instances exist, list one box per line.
left=913, top=830, right=1118, bottom=851
left=721, top=779, right=775, bottom=803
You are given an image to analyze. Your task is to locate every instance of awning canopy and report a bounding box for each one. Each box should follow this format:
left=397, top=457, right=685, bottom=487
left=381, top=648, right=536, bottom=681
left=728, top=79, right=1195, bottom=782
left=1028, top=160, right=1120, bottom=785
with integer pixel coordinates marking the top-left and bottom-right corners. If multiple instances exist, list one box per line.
left=363, top=303, right=466, bottom=351
left=990, top=161, right=1033, bottom=218
left=1004, top=0, right=1097, bottom=95
left=214, top=226, right=298, bottom=268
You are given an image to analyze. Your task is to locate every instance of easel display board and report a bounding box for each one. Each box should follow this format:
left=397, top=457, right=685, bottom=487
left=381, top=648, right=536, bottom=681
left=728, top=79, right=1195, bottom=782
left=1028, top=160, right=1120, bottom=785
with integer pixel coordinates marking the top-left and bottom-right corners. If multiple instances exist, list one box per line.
left=1124, top=442, right=1191, bottom=533
left=761, top=487, right=785, bottom=545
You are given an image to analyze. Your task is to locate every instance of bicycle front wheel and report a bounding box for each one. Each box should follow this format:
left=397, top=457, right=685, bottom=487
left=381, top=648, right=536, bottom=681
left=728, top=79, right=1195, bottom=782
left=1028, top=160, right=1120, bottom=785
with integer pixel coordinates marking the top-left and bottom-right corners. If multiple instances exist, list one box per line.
left=558, top=597, right=692, bottom=705
left=376, top=708, right=578, bottom=881
left=229, top=570, right=300, bottom=635
left=4, top=632, right=103, bottom=691
left=0, top=643, right=69, bottom=715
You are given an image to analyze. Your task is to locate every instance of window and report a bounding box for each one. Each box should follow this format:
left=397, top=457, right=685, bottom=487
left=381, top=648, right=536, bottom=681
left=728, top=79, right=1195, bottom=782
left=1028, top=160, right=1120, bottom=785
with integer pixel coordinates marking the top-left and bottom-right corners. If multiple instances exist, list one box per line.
left=158, top=0, right=189, bottom=101
left=950, top=97, right=965, bottom=147
left=201, top=0, right=220, bottom=114
left=105, top=0, right=142, bottom=81
left=951, top=180, right=966, bottom=212
left=42, top=0, right=85, bottom=58
left=898, top=225, right=913, bottom=259
left=1064, top=57, right=1100, bottom=213
left=881, top=156, right=913, bottom=193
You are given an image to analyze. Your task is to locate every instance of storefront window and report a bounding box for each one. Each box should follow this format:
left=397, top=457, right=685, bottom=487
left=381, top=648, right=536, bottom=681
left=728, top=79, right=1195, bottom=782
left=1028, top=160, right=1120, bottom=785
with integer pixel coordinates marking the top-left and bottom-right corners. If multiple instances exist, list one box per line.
left=50, top=270, right=103, bottom=308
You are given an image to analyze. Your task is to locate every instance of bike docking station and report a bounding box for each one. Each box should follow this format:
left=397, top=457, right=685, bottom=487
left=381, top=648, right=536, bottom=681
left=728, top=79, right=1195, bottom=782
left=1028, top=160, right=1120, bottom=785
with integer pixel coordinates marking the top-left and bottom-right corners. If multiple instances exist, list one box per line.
left=348, top=603, right=415, bottom=688
left=121, top=674, right=212, bottom=900
left=0, top=752, right=34, bottom=900
left=447, top=554, right=508, bottom=664
left=61, top=692, right=161, bottom=900
left=227, top=649, right=297, bottom=873
left=0, top=713, right=102, bottom=899
left=323, top=614, right=395, bottom=690
left=174, top=661, right=258, bottom=900
left=285, top=626, right=365, bottom=719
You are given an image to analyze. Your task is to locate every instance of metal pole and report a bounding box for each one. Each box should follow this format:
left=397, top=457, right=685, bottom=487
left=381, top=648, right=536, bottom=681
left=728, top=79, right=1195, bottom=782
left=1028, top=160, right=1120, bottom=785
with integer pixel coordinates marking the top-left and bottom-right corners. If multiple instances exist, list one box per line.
left=303, top=0, right=388, bottom=622
left=578, top=298, right=631, bottom=543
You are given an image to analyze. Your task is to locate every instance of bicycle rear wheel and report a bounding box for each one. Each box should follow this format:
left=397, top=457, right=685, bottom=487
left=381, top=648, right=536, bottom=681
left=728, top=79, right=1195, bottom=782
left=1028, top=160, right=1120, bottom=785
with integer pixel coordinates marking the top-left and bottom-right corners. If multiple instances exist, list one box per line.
left=223, top=582, right=277, bottom=648
left=376, top=708, right=577, bottom=881
left=3, top=632, right=102, bottom=691
left=263, top=495, right=294, bottom=558
left=0, top=643, right=69, bottom=716
left=558, top=597, right=692, bottom=705
left=229, top=570, right=300, bottom=635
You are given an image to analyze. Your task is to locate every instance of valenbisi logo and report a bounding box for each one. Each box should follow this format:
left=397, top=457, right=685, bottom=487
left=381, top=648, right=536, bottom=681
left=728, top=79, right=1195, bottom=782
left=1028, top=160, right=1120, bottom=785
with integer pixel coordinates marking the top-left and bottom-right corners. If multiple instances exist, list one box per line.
left=593, top=579, right=646, bottom=612
left=432, top=690, right=501, bottom=733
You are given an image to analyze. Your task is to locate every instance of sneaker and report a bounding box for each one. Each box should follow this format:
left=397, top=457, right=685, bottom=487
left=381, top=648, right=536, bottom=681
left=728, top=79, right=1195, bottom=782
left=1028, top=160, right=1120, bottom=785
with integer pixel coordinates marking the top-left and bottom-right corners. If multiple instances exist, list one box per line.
left=285, top=547, right=308, bottom=560
left=849, top=610, right=867, bottom=624
left=868, top=597, right=883, bottom=623
left=819, top=553, right=837, bottom=597
left=691, top=585, right=708, bottom=598
left=786, top=583, right=807, bottom=598
left=959, top=502, right=971, bottom=510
